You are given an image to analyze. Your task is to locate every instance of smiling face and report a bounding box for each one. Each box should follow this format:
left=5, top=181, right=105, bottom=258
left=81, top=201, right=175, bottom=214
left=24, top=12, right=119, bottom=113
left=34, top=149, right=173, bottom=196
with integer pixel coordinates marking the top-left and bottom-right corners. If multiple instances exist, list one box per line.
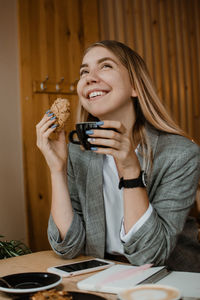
left=77, top=46, right=137, bottom=122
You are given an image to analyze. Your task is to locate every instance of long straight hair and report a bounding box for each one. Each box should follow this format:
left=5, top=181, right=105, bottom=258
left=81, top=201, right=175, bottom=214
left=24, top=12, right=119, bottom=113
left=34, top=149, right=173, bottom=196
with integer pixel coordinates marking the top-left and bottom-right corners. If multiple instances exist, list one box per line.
left=77, top=40, right=189, bottom=169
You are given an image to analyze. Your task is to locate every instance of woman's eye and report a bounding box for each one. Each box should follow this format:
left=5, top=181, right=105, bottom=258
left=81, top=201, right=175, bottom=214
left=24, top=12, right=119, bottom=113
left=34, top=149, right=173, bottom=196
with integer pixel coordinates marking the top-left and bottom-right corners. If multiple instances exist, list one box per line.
left=102, top=64, right=112, bottom=69
left=80, top=69, right=89, bottom=76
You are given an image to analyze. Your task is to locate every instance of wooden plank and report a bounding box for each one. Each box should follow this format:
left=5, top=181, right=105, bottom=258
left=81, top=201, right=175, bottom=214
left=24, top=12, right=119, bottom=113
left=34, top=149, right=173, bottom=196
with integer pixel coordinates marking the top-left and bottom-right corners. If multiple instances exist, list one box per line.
left=67, top=0, right=89, bottom=128
left=132, top=0, right=145, bottom=58
left=107, top=0, right=116, bottom=40
left=165, top=0, right=180, bottom=124
left=180, top=0, right=193, bottom=136
left=38, top=1, right=49, bottom=82
left=115, top=0, right=125, bottom=42
left=141, top=0, right=154, bottom=81
left=82, top=0, right=100, bottom=47
left=173, top=0, right=187, bottom=132
left=193, top=0, right=200, bottom=117
left=43, top=0, right=56, bottom=78
left=123, top=0, right=135, bottom=47
left=157, top=0, right=171, bottom=111
left=149, top=0, right=163, bottom=98
left=98, top=0, right=108, bottom=40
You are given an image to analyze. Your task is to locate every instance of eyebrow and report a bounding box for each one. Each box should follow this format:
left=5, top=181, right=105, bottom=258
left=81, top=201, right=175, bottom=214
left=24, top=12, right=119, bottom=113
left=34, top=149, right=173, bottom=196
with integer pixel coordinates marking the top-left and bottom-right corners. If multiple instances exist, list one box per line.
left=80, top=57, right=118, bottom=70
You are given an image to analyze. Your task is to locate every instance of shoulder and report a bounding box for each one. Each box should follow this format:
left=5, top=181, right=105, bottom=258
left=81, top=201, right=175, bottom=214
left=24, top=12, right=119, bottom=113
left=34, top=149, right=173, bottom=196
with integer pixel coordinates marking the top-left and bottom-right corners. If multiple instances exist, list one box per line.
left=146, top=125, right=200, bottom=162
left=146, top=127, right=200, bottom=194
left=156, top=132, right=200, bottom=161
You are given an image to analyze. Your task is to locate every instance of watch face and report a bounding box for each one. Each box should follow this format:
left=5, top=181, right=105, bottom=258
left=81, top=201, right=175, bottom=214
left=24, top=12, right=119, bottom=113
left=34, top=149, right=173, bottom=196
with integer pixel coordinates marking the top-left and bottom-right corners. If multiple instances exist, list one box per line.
left=142, top=171, right=147, bottom=187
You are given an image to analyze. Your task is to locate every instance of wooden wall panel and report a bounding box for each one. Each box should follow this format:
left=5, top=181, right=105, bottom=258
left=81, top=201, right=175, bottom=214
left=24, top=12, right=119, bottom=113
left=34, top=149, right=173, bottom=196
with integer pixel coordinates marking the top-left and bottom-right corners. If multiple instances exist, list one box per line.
left=174, top=0, right=188, bottom=132
left=158, top=0, right=170, bottom=110
left=18, top=0, right=200, bottom=251
left=99, top=0, right=200, bottom=141
left=192, top=1, right=200, bottom=118
left=142, top=0, right=154, bottom=79
left=166, top=0, right=180, bottom=124
left=132, top=0, right=145, bottom=57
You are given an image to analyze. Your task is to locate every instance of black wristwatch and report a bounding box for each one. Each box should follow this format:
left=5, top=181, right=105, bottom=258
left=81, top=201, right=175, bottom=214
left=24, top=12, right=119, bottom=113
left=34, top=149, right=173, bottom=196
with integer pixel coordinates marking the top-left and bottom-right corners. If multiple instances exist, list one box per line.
left=118, top=171, right=147, bottom=189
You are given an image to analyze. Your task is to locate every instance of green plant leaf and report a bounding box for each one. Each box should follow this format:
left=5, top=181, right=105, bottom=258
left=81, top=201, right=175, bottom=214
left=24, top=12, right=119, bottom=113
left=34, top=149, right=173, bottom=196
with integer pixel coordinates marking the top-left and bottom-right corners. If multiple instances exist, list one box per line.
left=0, top=235, right=31, bottom=259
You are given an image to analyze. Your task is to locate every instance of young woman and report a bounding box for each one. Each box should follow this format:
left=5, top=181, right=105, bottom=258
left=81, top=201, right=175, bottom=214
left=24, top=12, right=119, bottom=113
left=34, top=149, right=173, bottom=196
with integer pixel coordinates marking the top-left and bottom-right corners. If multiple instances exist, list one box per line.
left=36, top=40, right=200, bottom=271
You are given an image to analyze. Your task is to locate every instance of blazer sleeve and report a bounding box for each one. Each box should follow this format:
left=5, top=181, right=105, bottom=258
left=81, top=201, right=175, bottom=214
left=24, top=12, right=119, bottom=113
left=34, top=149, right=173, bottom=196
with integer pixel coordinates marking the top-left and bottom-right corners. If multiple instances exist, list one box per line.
left=122, top=138, right=200, bottom=266
left=47, top=145, right=86, bottom=258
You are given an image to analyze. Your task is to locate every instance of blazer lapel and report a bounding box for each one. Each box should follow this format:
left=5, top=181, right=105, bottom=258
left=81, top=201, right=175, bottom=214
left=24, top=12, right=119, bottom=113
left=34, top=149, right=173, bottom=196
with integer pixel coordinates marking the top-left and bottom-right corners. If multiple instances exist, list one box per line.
left=85, top=153, right=105, bottom=257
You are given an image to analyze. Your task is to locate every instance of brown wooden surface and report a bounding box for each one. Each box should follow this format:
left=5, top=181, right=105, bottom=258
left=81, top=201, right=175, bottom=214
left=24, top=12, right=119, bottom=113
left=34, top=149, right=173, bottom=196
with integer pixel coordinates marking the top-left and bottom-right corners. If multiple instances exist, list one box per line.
left=18, top=0, right=200, bottom=252
left=0, top=251, right=117, bottom=300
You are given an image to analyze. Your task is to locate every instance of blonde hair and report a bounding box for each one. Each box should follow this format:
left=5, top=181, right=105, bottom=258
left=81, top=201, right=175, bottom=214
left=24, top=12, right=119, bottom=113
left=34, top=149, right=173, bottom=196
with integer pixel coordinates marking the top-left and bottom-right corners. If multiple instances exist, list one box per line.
left=77, top=40, right=189, bottom=170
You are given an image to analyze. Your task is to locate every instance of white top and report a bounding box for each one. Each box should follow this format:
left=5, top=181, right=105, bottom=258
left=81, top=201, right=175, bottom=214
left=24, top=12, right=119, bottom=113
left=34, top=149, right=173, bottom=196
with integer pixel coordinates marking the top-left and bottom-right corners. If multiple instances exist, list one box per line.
left=103, top=154, right=153, bottom=255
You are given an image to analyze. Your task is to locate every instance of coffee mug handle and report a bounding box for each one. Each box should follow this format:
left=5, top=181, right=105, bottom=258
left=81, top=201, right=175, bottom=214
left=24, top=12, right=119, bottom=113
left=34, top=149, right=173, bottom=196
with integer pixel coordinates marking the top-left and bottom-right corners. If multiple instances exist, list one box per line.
left=68, top=130, right=80, bottom=145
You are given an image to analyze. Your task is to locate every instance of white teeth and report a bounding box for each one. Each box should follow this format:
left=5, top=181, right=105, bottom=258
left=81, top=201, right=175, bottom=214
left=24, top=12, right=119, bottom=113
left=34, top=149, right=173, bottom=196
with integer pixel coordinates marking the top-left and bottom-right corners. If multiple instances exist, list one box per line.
left=89, top=91, right=106, bottom=98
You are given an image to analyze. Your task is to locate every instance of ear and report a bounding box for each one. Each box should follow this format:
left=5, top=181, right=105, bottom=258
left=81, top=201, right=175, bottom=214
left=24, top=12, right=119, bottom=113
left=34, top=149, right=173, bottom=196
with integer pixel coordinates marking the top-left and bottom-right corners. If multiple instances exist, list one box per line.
left=131, top=88, right=137, bottom=97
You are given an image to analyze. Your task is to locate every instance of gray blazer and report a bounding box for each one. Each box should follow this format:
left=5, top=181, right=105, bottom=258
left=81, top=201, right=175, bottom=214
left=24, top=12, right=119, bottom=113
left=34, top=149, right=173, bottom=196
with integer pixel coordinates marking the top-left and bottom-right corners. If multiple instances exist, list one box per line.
left=48, top=125, right=200, bottom=271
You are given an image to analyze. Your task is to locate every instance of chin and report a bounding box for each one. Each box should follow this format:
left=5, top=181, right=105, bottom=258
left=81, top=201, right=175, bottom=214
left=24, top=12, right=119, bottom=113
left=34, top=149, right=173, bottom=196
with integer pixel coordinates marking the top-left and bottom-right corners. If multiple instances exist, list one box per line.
left=86, top=110, right=106, bottom=119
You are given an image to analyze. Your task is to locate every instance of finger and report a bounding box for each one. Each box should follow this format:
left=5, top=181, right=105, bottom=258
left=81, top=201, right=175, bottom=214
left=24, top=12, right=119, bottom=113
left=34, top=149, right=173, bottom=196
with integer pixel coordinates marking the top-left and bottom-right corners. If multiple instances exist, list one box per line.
left=37, top=123, right=58, bottom=148
left=36, top=112, right=53, bottom=129
left=88, top=128, right=122, bottom=142
left=37, top=117, right=57, bottom=136
left=88, top=137, right=121, bottom=150
left=98, top=120, right=126, bottom=134
left=91, top=146, right=118, bottom=157
left=42, top=124, right=58, bottom=139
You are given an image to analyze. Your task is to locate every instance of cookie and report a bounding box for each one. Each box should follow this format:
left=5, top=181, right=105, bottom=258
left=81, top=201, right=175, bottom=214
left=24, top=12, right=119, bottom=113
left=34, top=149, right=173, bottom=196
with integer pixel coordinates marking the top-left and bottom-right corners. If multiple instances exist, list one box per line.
left=31, top=289, right=72, bottom=299
left=50, top=98, right=70, bottom=132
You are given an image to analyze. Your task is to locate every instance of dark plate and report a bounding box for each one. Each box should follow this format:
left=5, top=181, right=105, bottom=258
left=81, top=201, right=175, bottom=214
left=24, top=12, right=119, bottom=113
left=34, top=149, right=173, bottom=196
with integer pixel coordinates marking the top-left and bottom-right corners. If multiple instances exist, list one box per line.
left=0, top=272, right=62, bottom=294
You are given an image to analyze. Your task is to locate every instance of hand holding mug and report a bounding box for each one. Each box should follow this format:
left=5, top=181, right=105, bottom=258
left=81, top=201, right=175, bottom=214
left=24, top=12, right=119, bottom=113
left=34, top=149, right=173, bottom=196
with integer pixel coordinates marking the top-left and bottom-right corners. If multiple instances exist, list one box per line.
left=68, top=121, right=118, bottom=150
left=70, top=120, right=141, bottom=178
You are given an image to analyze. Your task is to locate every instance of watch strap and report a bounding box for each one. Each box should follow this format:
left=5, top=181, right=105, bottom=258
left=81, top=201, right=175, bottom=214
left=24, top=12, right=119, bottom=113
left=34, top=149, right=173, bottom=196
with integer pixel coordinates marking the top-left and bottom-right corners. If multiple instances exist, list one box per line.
left=118, top=171, right=147, bottom=189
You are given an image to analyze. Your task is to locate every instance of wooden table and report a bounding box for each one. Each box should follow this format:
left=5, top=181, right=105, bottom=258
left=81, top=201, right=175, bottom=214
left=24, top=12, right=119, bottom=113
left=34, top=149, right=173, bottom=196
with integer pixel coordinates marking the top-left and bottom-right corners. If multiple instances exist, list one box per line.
left=0, top=250, right=117, bottom=299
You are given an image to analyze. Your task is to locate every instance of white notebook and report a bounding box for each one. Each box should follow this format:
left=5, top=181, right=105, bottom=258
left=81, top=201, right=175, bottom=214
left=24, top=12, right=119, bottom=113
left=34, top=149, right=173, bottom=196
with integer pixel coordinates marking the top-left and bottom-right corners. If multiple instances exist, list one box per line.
left=77, top=264, right=164, bottom=294
left=77, top=264, right=200, bottom=297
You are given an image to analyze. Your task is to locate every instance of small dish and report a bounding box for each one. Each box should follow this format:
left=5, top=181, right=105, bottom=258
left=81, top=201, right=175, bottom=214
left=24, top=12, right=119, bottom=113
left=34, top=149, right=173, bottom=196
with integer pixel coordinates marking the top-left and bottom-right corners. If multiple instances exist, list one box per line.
left=0, top=272, right=62, bottom=294
left=118, top=284, right=181, bottom=300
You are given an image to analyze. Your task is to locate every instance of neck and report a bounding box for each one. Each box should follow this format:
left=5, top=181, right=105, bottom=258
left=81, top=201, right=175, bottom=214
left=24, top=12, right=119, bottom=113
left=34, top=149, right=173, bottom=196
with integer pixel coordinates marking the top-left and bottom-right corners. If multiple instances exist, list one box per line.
left=97, top=101, right=136, bottom=136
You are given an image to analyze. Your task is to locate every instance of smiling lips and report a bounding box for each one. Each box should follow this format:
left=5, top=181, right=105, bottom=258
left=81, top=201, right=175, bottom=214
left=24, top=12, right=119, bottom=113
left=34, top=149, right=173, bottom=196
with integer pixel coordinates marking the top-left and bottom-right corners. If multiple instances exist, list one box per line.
left=87, top=90, right=109, bottom=99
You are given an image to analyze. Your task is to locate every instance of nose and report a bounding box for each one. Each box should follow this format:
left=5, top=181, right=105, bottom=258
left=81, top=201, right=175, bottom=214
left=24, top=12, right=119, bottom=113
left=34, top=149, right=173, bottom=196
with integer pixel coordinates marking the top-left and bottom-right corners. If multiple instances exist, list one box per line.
left=85, top=70, right=100, bottom=85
